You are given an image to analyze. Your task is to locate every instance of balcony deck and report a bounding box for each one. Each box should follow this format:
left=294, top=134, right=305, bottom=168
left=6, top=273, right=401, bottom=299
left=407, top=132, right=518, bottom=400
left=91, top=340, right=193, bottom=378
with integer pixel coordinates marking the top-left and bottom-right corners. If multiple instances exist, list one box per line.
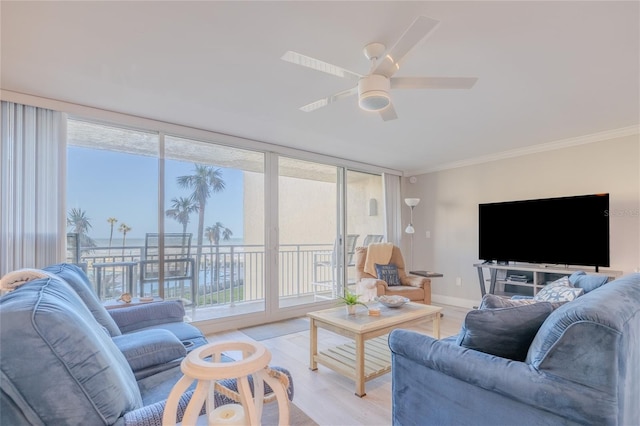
left=67, top=241, right=348, bottom=325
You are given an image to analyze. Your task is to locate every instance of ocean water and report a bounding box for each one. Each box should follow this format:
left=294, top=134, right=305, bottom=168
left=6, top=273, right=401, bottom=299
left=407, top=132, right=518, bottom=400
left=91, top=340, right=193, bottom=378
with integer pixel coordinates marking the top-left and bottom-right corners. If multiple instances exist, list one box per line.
left=91, top=237, right=245, bottom=248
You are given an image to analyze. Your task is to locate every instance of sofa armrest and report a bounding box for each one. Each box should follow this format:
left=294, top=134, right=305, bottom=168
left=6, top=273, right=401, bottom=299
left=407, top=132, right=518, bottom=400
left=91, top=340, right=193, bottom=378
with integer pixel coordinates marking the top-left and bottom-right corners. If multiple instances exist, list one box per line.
left=112, top=329, right=187, bottom=373
left=401, top=274, right=428, bottom=288
left=375, top=280, right=392, bottom=293
left=389, top=329, right=616, bottom=425
left=109, top=300, right=186, bottom=333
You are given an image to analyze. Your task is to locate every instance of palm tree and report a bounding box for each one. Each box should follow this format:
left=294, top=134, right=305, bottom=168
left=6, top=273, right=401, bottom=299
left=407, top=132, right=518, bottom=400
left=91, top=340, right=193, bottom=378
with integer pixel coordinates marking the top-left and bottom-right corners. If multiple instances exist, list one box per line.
left=107, top=217, right=118, bottom=257
left=67, top=208, right=97, bottom=252
left=177, top=165, right=225, bottom=274
left=205, top=222, right=233, bottom=290
left=118, top=223, right=132, bottom=258
left=165, top=196, right=198, bottom=254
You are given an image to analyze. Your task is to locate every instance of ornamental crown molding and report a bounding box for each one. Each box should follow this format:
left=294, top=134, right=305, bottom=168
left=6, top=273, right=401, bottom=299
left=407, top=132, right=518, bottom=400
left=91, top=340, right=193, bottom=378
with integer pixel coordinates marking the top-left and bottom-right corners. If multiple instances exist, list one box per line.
left=405, top=125, right=640, bottom=176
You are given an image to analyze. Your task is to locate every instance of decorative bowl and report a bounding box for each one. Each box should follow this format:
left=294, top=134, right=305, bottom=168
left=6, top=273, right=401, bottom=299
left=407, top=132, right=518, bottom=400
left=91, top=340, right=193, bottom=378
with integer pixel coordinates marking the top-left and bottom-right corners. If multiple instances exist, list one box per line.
left=375, top=295, right=410, bottom=308
left=119, top=293, right=132, bottom=303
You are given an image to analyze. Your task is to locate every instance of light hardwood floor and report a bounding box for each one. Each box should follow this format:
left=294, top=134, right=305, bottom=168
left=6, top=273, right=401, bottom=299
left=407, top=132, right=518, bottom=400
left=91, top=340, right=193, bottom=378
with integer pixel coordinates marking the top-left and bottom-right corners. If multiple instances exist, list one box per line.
left=206, top=304, right=469, bottom=426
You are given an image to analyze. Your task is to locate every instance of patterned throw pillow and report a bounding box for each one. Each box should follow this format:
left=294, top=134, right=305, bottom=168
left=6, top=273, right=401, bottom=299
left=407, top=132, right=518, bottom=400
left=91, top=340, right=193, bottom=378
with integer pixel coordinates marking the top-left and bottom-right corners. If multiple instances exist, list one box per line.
left=534, top=277, right=584, bottom=302
left=375, top=263, right=401, bottom=286
left=481, top=293, right=567, bottom=311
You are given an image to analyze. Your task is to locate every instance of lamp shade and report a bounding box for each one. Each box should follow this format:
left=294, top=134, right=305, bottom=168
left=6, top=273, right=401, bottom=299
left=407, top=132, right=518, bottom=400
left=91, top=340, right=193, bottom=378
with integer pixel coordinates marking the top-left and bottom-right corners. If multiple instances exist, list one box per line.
left=404, top=198, right=420, bottom=207
left=405, top=224, right=415, bottom=234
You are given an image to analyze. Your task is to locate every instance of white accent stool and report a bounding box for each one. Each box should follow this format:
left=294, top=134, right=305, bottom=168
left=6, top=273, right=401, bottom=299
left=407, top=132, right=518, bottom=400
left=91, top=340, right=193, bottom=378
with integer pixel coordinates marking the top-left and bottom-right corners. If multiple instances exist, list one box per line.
left=163, top=341, right=290, bottom=426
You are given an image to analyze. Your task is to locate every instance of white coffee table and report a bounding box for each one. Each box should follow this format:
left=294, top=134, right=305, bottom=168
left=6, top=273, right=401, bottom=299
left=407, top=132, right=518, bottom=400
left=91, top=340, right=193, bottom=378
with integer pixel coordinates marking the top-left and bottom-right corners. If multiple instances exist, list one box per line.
left=308, top=302, right=442, bottom=397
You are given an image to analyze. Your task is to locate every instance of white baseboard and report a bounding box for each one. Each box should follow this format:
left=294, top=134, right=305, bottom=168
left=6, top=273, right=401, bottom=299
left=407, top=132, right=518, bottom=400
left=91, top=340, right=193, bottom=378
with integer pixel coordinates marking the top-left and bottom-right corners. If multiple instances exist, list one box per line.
left=432, top=294, right=479, bottom=309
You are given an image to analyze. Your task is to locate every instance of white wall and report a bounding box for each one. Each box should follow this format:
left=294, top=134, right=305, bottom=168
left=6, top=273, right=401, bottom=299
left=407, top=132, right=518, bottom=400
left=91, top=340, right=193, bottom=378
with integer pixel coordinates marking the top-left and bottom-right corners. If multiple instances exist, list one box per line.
left=403, top=134, right=640, bottom=308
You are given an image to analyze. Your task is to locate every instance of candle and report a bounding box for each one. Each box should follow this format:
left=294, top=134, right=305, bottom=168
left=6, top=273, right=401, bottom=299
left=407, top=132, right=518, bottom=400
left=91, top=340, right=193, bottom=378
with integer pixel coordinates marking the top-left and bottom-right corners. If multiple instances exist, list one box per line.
left=208, top=404, right=246, bottom=426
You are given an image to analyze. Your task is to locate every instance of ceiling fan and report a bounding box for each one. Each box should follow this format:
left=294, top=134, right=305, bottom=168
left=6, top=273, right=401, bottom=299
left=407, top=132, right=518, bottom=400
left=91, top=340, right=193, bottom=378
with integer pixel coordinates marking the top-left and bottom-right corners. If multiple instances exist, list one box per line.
left=281, top=16, right=478, bottom=121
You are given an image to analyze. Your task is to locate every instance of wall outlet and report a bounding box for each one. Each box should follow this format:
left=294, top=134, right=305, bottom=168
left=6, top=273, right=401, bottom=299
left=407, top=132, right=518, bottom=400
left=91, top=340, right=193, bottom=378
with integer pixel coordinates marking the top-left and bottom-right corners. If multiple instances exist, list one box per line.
left=456, top=277, right=462, bottom=286
left=425, top=231, right=431, bottom=238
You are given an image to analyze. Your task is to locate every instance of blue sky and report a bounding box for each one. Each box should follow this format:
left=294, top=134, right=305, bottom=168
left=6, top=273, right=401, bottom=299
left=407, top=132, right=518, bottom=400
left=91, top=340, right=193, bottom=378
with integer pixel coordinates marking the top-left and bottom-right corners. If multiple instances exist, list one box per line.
left=67, top=146, right=244, bottom=242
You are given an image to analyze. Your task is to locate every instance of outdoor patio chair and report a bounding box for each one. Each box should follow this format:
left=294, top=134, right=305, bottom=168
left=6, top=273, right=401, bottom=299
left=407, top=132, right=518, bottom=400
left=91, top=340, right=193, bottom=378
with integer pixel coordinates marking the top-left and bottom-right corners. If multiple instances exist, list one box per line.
left=139, top=233, right=196, bottom=305
left=363, top=234, right=384, bottom=246
left=311, top=234, right=359, bottom=300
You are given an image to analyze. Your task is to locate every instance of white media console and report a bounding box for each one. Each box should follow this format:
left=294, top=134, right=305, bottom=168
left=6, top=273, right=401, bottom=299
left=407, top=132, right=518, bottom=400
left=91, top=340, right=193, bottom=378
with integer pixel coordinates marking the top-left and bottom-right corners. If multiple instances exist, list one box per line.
left=474, top=262, right=623, bottom=298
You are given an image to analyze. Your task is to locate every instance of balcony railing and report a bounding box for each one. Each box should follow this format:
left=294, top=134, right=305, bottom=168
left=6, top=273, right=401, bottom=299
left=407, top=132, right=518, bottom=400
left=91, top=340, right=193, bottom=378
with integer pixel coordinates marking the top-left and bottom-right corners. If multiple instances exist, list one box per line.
left=66, top=240, right=335, bottom=307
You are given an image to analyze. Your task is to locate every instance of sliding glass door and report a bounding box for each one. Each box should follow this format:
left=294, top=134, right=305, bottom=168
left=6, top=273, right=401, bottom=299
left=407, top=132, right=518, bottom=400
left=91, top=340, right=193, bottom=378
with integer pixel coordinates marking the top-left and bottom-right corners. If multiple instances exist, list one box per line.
left=277, top=157, right=340, bottom=308
left=67, top=119, right=266, bottom=322
left=67, top=120, right=159, bottom=300
left=164, top=136, right=266, bottom=320
left=66, top=117, right=393, bottom=327
left=345, top=170, right=385, bottom=288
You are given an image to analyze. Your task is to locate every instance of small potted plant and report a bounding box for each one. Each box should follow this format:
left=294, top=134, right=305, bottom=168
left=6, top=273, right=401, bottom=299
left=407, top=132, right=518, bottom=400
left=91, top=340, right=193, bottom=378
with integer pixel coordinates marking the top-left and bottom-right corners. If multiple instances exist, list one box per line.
left=339, top=291, right=368, bottom=315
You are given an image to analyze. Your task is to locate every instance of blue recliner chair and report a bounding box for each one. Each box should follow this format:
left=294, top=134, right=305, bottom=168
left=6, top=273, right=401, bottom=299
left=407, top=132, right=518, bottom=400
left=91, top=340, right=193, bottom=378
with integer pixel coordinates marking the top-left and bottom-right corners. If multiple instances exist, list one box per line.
left=0, top=263, right=293, bottom=425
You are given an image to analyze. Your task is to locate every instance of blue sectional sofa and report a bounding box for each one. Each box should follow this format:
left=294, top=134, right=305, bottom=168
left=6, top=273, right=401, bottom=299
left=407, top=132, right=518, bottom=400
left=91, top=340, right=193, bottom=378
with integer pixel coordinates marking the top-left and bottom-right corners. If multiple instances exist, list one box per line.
left=389, top=272, right=640, bottom=426
left=0, top=263, right=293, bottom=425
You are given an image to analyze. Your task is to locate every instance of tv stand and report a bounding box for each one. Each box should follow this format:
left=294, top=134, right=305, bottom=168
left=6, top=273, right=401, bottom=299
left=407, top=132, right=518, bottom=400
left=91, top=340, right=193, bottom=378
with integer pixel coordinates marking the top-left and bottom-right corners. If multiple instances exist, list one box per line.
left=473, top=262, right=622, bottom=298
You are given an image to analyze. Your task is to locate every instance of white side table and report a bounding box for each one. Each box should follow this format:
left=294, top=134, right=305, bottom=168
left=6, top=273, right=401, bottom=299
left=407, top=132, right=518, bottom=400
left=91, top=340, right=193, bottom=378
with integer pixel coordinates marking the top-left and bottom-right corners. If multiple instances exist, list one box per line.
left=163, top=341, right=290, bottom=426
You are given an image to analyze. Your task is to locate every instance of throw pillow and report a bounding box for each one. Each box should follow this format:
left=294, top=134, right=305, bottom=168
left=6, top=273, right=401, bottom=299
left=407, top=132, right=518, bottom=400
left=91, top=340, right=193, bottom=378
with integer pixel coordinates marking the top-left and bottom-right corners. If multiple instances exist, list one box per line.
left=569, top=271, right=609, bottom=293
left=534, top=278, right=584, bottom=302
left=480, top=293, right=567, bottom=311
left=375, top=263, right=401, bottom=286
left=456, top=302, right=554, bottom=361
left=544, top=276, right=572, bottom=288
left=480, top=293, right=537, bottom=309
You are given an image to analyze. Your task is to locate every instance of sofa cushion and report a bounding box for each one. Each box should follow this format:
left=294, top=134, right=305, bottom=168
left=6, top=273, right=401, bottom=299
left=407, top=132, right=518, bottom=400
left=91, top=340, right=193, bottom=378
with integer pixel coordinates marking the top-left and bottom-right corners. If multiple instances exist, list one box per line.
left=534, top=277, right=584, bottom=302
left=569, top=271, right=609, bottom=293
left=456, top=301, right=554, bottom=361
left=113, top=329, right=187, bottom=373
left=0, top=276, right=142, bottom=425
left=43, top=263, right=122, bottom=336
left=375, top=263, right=401, bottom=286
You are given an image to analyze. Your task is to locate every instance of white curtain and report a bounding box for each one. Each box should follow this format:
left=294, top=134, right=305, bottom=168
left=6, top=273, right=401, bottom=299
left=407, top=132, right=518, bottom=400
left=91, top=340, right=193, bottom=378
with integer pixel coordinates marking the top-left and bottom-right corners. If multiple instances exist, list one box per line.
left=1, top=101, right=67, bottom=276
left=382, top=173, right=402, bottom=246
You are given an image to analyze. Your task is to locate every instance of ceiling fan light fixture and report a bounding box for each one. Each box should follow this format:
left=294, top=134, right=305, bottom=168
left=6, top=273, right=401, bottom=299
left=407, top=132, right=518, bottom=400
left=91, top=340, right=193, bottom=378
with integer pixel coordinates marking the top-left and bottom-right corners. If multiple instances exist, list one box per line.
left=358, top=74, right=391, bottom=111
left=359, top=91, right=390, bottom=111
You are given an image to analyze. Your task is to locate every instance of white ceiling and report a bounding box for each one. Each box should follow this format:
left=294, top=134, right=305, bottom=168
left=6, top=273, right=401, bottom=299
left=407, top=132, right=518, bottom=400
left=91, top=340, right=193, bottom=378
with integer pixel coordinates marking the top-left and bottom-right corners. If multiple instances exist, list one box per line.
left=2, top=1, right=638, bottom=173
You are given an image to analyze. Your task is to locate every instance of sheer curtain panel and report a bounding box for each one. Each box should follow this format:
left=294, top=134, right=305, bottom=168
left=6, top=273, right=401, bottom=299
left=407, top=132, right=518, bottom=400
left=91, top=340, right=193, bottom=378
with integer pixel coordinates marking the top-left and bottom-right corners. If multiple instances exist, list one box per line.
left=382, top=173, right=402, bottom=246
left=1, top=101, right=67, bottom=276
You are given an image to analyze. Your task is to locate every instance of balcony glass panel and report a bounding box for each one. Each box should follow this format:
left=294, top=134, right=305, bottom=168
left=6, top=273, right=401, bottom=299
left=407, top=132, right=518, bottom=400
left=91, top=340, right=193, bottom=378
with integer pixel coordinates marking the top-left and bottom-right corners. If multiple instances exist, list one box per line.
left=278, top=157, right=338, bottom=307
left=67, top=119, right=158, bottom=300
left=164, top=135, right=265, bottom=320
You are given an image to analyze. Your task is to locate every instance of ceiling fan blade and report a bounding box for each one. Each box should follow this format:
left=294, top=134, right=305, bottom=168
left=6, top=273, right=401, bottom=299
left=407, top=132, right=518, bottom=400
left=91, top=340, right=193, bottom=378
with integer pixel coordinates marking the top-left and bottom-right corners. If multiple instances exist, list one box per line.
left=374, top=16, right=440, bottom=78
left=282, top=51, right=362, bottom=81
left=379, top=102, right=398, bottom=121
left=300, top=86, right=358, bottom=112
left=391, top=77, right=478, bottom=90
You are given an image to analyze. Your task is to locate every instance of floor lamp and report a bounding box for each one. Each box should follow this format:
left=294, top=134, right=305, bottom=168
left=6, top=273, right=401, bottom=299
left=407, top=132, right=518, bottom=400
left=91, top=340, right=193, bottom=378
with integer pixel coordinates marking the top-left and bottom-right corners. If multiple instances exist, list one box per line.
left=404, top=198, right=420, bottom=271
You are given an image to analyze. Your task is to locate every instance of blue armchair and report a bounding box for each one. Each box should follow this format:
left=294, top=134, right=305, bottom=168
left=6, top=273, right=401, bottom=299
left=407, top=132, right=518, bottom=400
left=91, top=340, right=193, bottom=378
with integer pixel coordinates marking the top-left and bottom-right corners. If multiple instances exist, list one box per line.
left=389, top=273, right=640, bottom=426
left=0, top=263, right=293, bottom=425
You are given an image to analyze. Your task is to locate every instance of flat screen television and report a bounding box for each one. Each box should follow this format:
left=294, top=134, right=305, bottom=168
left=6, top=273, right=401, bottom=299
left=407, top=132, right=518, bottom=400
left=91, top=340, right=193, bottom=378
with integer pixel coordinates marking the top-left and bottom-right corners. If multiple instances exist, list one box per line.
left=478, top=194, right=610, bottom=268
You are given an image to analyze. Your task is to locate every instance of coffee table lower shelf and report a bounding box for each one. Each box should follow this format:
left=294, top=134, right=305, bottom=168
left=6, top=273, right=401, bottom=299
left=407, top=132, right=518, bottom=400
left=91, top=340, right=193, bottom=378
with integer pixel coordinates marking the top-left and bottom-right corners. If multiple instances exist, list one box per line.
left=315, top=335, right=391, bottom=383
